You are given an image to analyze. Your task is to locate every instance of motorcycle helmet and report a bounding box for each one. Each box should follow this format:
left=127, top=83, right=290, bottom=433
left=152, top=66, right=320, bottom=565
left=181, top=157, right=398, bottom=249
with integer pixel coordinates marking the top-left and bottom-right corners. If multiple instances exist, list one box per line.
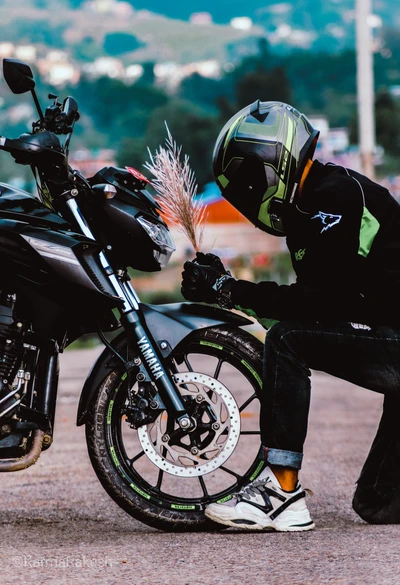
left=212, top=100, right=319, bottom=236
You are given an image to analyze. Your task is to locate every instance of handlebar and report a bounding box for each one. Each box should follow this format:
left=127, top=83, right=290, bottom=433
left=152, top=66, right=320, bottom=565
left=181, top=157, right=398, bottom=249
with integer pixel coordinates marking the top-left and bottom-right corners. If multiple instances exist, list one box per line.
left=0, top=130, right=64, bottom=157
left=0, top=131, right=68, bottom=183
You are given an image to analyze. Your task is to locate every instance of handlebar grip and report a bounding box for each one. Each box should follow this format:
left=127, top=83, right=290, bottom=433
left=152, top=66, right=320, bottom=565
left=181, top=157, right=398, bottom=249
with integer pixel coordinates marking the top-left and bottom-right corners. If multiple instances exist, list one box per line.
left=0, top=136, right=17, bottom=153
left=0, top=137, right=13, bottom=153
left=0, top=136, right=10, bottom=152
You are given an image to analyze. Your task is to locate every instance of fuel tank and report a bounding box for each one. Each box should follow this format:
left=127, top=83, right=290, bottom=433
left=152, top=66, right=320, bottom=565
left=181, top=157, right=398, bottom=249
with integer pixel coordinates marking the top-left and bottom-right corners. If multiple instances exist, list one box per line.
left=0, top=182, right=118, bottom=303
left=0, top=182, right=70, bottom=229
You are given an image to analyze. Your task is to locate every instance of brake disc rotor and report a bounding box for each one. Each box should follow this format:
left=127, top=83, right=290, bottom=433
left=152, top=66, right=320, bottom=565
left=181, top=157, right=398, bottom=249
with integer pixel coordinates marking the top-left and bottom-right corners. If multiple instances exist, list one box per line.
left=137, top=371, right=241, bottom=477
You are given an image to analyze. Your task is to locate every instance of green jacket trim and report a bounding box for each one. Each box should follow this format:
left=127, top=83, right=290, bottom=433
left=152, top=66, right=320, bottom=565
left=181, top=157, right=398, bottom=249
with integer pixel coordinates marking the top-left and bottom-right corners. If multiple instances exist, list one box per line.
left=358, top=206, right=380, bottom=258
left=235, top=305, right=279, bottom=330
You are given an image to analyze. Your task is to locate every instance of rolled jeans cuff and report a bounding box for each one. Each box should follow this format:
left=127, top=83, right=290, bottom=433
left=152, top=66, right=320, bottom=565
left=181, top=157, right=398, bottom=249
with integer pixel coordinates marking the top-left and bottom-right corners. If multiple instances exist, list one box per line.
left=259, top=445, right=303, bottom=470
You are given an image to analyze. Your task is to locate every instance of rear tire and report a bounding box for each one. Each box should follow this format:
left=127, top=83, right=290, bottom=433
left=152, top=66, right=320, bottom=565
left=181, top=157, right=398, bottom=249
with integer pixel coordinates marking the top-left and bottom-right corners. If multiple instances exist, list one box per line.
left=85, top=325, right=264, bottom=531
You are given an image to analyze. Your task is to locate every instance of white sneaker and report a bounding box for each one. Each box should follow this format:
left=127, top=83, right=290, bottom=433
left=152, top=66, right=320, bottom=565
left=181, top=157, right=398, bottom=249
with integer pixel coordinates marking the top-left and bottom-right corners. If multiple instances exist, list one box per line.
left=205, top=466, right=315, bottom=532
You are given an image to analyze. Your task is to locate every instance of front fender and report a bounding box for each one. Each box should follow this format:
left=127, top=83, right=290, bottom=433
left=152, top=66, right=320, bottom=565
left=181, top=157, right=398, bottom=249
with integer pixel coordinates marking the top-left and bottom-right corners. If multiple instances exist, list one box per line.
left=76, top=302, right=252, bottom=425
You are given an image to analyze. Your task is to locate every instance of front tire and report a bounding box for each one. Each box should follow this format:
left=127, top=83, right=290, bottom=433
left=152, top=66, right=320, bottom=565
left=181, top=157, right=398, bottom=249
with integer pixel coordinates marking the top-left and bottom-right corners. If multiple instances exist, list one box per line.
left=85, top=325, right=264, bottom=531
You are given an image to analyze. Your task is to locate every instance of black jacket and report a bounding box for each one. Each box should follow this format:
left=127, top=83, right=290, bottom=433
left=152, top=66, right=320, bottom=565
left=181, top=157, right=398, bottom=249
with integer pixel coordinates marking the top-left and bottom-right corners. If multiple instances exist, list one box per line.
left=231, top=160, right=400, bottom=327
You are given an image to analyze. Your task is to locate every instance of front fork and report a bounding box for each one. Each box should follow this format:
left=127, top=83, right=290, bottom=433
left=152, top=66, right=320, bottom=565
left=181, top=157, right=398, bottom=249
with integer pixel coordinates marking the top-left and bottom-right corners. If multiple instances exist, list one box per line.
left=66, top=196, right=192, bottom=431
left=120, top=307, right=192, bottom=430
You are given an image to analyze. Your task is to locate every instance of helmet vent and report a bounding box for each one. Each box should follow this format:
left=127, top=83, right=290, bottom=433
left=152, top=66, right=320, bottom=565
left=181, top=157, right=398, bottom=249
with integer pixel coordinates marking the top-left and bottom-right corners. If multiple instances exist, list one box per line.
left=249, top=99, right=269, bottom=123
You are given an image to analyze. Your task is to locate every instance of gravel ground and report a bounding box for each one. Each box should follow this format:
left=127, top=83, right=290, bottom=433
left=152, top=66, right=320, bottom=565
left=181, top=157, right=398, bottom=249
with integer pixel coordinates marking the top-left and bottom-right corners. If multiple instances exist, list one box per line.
left=0, top=346, right=398, bottom=585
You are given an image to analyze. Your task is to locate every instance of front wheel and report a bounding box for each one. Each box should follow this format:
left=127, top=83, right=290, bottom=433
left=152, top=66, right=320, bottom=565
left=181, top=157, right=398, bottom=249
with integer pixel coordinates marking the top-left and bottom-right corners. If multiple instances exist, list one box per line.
left=85, top=325, right=264, bottom=531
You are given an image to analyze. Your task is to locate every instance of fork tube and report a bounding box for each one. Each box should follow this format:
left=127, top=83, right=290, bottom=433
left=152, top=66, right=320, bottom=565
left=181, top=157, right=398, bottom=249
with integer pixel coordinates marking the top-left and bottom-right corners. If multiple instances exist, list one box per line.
left=121, top=310, right=191, bottom=428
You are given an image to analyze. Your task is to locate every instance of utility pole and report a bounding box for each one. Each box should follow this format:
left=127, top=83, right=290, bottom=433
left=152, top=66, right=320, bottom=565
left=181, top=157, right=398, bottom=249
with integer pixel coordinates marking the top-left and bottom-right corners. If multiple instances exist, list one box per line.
left=356, top=0, right=375, bottom=179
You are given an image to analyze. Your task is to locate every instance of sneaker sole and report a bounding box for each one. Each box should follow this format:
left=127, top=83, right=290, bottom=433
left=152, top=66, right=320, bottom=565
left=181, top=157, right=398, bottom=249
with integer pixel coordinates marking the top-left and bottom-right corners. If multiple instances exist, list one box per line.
left=205, top=508, right=315, bottom=532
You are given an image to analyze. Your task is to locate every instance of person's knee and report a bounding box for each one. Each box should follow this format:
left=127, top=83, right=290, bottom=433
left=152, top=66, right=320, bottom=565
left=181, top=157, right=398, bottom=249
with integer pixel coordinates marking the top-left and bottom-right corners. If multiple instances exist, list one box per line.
left=265, top=321, right=310, bottom=370
left=265, top=321, right=299, bottom=348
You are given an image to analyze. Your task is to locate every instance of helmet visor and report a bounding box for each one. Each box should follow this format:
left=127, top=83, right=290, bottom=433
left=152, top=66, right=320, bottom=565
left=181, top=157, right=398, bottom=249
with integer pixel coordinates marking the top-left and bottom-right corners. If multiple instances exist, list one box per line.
left=221, top=155, right=288, bottom=236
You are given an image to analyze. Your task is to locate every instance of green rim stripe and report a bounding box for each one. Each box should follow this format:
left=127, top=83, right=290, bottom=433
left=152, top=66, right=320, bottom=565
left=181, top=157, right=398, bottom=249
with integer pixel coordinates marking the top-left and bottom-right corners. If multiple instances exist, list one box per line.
left=200, top=341, right=223, bottom=350
left=107, top=400, right=114, bottom=425
left=130, top=483, right=151, bottom=500
left=109, top=446, right=120, bottom=468
left=249, top=460, right=265, bottom=482
left=240, top=359, right=262, bottom=388
left=216, top=495, right=233, bottom=504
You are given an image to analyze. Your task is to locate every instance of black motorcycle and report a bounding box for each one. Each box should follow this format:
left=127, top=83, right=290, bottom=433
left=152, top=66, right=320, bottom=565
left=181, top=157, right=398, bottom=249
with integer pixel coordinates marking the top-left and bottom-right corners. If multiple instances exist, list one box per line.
left=0, top=59, right=264, bottom=531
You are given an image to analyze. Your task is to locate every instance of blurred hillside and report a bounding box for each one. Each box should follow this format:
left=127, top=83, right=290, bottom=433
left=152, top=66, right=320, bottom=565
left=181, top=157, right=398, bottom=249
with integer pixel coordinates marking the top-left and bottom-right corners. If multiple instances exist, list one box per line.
left=17, top=0, right=400, bottom=53
left=0, top=0, right=399, bottom=195
left=0, top=0, right=261, bottom=66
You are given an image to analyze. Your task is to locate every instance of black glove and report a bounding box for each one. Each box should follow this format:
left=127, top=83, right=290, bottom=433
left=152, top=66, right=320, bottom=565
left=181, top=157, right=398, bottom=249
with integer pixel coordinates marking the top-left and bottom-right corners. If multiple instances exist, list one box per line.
left=181, top=252, right=235, bottom=307
left=193, top=252, right=228, bottom=273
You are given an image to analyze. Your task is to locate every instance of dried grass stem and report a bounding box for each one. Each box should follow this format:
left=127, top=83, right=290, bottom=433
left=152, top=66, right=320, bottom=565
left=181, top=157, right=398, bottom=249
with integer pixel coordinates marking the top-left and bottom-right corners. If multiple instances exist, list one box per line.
left=144, top=125, right=207, bottom=251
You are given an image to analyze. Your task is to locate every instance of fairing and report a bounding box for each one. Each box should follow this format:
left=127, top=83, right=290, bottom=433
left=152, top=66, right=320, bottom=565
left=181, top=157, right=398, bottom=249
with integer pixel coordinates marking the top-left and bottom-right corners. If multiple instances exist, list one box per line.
left=0, top=183, right=120, bottom=340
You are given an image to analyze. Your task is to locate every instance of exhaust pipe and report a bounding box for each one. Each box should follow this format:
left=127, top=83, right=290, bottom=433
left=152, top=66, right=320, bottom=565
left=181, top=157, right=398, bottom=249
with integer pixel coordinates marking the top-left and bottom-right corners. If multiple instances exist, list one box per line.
left=0, top=429, right=44, bottom=471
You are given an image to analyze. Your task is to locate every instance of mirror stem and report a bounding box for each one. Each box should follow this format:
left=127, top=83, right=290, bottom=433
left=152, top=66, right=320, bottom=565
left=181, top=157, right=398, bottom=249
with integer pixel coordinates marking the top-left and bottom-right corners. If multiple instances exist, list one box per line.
left=31, top=89, right=44, bottom=122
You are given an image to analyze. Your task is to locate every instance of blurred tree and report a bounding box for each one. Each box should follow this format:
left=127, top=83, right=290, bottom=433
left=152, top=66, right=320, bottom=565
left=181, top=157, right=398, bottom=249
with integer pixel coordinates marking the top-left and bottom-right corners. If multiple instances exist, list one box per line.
left=104, top=32, right=144, bottom=56
left=140, top=62, right=156, bottom=86
left=71, top=76, right=168, bottom=139
left=231, top=37, right=277, bottom=81
left=117, top=100, right=219, bottom=188
left=179, top=73, right=229, bottom=113
left=71, top=36, right=102, bottom=62
left=349, top=90, right=400, bottom=155
left=215, top=95, right=236, bottom=123
left=285, top=50, right=357, bottom=119
left=375, top=91, right=400, bottom=155
left=381, top=27, right=400, bottom=59
left=212, top=38, right=292, bottom=121
left=235, top=66, right=292, bottom=108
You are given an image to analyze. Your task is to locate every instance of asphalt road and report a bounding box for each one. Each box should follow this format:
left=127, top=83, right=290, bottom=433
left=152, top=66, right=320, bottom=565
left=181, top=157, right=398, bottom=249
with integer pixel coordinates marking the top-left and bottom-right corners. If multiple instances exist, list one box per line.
left=0, top=345, right=398, bottom=585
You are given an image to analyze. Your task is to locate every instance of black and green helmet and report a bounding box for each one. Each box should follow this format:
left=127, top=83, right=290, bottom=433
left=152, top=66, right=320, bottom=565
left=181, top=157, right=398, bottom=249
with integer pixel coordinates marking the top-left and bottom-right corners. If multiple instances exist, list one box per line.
left=212, top=100, right=319, bottom=236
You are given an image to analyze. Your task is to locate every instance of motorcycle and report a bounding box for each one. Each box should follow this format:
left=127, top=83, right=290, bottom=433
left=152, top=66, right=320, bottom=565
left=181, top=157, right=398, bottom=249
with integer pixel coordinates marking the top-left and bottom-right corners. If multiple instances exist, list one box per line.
left=0, top=58, right=264, bottom=531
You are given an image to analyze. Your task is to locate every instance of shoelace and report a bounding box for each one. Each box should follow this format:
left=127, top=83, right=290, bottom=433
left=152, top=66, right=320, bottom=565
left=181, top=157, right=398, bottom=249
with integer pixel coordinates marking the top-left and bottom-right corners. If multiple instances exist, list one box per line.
left=234, top=478, right=313, bottom=503
left=239, top=477, right=271, bottom=501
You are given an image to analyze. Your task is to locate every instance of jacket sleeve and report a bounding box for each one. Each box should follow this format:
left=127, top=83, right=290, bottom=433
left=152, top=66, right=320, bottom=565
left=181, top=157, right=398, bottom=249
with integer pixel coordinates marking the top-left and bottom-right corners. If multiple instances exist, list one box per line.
left=231, top=178, right=369, bottom=322
left=231, top=279, right=367, bottom=322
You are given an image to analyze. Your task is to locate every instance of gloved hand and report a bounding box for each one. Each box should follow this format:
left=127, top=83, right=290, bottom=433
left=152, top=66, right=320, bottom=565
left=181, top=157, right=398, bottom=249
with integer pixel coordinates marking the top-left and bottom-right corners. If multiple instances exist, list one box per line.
left=181, top=252, right=235, bottom=306
left=194, top=252, right=229, bottom=273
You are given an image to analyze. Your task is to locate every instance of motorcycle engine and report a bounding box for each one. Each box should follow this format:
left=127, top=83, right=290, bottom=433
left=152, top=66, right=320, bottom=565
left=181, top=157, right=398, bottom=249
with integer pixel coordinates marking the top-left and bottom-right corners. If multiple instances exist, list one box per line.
left=0, top=292, right=27, bottom=419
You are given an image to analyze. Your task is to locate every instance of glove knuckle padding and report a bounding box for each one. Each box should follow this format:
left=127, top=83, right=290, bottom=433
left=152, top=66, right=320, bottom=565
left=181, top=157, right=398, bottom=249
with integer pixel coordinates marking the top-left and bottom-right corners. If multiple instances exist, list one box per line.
left=181, top=253, right=234, bottom=305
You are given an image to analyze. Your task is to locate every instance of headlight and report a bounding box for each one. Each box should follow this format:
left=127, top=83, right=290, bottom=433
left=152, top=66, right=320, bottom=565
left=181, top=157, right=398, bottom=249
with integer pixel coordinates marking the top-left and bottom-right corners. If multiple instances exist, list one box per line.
left=136, top=216, right=176, bottom=268
left=22, top=235, right=80, bottom=265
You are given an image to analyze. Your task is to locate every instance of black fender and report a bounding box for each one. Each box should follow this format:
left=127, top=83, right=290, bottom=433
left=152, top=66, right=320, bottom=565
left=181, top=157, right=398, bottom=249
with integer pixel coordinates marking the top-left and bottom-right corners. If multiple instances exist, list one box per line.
left=76, top=302, right=252, bottom=425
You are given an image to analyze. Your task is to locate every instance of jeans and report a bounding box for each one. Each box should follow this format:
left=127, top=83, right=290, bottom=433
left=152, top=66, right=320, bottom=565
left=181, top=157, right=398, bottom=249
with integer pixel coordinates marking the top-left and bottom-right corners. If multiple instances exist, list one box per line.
left=260, top=320, right=400, bottom=523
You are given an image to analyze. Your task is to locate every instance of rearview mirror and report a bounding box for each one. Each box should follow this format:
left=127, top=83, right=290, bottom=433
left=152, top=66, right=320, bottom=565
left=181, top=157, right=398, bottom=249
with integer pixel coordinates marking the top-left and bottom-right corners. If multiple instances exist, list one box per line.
left=3, top=59, right=36, bottom=94
left=63, top=96, right=80, bottom=122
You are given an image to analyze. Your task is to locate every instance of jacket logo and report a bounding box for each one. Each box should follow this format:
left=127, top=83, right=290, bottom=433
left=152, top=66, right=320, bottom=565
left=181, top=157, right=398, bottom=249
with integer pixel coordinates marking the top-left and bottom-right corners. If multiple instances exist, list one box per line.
left=350, top=322, right=372, bottom=331
left=295, top=248, right=306, bottom=261
left=312, top=211, right=342, bottom=233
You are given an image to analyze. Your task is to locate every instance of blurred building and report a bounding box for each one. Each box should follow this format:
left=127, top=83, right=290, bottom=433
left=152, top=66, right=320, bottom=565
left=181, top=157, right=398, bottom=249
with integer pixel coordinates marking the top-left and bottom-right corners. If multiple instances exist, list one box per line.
left=69, top=148, right=116, bottom=177
left=190, top=12, right=213, bottom=26
left=308, top=115, right=363, bottom=171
